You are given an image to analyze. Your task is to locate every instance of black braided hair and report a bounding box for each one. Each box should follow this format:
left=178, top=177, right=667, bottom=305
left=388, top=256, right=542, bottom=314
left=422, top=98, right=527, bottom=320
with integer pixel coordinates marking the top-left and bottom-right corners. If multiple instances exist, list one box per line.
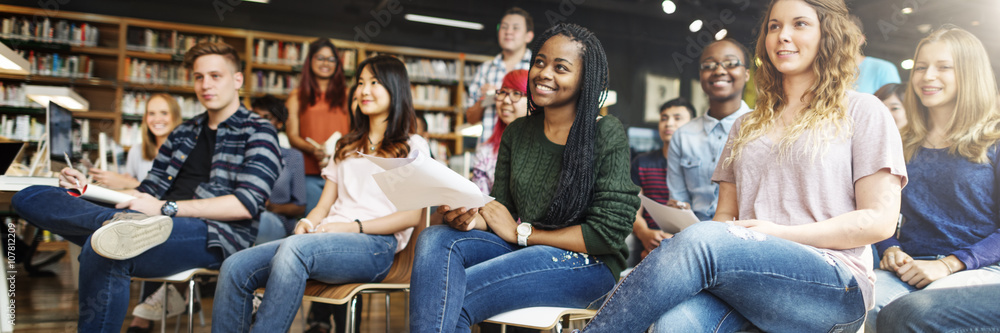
left=526, top=23, right=609, bottom=229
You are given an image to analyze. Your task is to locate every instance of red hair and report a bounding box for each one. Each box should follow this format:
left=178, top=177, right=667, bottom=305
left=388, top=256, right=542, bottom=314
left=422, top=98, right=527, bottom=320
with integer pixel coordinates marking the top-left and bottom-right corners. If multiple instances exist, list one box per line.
left=485, top=69, right=529, bottom=153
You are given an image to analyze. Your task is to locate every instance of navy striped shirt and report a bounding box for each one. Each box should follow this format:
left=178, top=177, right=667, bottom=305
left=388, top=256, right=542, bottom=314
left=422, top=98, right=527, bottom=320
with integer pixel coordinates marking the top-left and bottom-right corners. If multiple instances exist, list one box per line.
left=137, top=106, right=282, bottom=258
left=631, top=151, right=670, bottom=229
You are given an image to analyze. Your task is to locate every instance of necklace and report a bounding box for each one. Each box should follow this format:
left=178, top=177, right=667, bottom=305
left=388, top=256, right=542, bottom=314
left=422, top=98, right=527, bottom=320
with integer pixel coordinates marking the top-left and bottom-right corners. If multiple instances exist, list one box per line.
left=367, top=136, right=381, bottom=152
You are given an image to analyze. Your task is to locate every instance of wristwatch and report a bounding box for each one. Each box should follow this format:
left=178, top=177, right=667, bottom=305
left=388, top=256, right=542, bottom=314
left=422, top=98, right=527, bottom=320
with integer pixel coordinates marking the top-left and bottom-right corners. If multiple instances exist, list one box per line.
left=516, top=222, right=533, bottom=246
left=161, top=201, right=179, bottom=217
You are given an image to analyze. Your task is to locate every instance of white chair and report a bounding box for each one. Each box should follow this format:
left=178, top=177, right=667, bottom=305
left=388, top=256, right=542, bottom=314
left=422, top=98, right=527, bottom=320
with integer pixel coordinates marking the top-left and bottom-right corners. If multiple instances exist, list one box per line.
left=131, top=268, right=219, bottom=333
left=483, top=307, right=598, bottom=333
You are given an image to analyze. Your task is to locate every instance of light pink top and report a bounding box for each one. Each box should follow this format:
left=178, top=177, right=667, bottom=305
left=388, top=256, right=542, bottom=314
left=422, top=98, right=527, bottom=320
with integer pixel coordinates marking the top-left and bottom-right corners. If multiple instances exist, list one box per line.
left=712, top=91, right=908, bottom=309
left=320, top=135, right=430, bottom=253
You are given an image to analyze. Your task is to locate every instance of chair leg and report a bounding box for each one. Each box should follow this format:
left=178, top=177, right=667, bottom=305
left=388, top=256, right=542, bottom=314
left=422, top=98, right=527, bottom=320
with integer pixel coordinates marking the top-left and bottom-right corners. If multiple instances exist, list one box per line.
left=384, top=293, right=390, bottom=333
left=161, top=282, right=168, bottom=333
left=195, top=281, right=205, bottom=327
left=347, top=296, right=358, bottom=333
left=188, top=279, right=195, bottom=333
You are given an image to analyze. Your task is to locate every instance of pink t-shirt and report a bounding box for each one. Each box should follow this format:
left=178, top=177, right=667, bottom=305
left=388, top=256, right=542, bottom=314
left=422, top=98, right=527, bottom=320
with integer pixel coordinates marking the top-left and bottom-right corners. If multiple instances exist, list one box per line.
left=712, top=91, right=908, bottom=309
left=320, top=135, right=430, bottom=253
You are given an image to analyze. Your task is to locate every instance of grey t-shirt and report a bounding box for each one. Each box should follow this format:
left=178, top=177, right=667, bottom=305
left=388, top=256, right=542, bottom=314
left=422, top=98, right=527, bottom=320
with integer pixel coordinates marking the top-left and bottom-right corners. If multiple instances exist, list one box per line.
left=712, top=91, right=908, bottom=309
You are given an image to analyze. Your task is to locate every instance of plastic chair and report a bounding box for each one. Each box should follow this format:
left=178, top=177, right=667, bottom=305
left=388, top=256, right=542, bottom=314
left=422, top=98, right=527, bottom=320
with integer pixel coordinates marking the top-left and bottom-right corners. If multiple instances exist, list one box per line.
left=483, top=307, right=598, bottom=333
left=131, top=268, right=219, bottom=333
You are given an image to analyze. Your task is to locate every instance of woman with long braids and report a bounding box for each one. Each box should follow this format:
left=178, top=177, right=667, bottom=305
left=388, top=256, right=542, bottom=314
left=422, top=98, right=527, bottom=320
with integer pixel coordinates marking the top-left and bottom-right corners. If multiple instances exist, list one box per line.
left=409, top=23, right=639, bottom=333
left=582, top=0, right=907, bottom=332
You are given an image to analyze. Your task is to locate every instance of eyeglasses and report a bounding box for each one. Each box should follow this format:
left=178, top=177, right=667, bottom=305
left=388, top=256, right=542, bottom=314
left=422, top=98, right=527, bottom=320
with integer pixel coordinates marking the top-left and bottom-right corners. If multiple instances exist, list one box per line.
left=494, top=89, right=524, bottom=102
left=313, top=55, right=339, bottom=64
left=699, top=59, right=744, bottom=71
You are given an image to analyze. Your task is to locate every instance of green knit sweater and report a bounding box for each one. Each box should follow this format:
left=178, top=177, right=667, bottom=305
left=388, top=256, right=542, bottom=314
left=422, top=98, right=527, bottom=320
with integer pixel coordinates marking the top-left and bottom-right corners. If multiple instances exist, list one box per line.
left=493, top=114, right=640, bottom=280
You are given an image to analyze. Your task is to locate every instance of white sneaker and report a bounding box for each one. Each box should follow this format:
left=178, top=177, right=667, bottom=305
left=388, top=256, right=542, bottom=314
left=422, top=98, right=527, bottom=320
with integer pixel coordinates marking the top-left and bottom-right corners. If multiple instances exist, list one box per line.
left=91, top=214, right=172, bottom=260
left=132, top=284, right=187, bottom=320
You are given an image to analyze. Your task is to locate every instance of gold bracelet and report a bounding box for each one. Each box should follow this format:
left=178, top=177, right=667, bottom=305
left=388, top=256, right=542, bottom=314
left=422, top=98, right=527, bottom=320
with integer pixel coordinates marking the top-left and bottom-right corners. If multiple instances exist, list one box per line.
left=938, top=258, right=954, bottom=275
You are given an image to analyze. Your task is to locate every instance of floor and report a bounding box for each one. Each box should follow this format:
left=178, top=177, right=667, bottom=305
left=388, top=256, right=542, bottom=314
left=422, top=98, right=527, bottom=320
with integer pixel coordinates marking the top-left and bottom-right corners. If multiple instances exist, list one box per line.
left=10, top=248, right=411, bottom=333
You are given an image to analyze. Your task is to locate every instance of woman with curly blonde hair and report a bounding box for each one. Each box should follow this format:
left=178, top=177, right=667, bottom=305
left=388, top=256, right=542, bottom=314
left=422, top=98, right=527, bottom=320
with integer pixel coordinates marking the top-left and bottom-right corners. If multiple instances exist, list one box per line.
left=581, top=0, right=907, bottom=332
left=866, top=25, right=1000, bottom=332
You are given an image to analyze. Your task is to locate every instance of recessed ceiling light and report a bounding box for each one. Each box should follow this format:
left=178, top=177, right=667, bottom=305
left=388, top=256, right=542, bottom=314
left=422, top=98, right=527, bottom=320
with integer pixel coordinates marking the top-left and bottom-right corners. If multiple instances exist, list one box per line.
left=243, top=0, right=268, bottom=3
left=689, top=20, right=703, bottom=32
left=715, top=29, right=728, bottom=40
left=901, top=59, right=914, bottom=70
left=405, top=14, right=484, bottom=30
left=662, top=0, right=677, bottom=14
left=901, top=7, right=913, bottom=14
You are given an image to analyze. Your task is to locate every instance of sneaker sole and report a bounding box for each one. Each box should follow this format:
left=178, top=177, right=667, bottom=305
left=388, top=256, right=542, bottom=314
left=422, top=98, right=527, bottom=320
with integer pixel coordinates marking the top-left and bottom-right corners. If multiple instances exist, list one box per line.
left=91, top=215, right=173, bottom=260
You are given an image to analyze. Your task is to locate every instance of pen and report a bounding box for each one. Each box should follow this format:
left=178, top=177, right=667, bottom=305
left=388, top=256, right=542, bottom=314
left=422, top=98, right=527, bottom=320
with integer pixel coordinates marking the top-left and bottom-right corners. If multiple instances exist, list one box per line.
left=64, top=152, right=81, bottom=188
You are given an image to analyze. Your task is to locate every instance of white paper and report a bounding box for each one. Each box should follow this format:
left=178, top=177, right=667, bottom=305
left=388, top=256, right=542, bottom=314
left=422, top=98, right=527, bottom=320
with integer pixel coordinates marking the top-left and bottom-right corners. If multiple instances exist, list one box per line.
left=68, top=184, right=136, bottom=205
left=639, top=194, right=699, bottom=233
left=366, top=151, right=493, bottom=212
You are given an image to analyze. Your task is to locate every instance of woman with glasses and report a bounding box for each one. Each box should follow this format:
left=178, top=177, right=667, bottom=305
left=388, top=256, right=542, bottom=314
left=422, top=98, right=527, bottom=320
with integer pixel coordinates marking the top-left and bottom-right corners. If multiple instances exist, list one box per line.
left=472, top=69, right=529, bottom=195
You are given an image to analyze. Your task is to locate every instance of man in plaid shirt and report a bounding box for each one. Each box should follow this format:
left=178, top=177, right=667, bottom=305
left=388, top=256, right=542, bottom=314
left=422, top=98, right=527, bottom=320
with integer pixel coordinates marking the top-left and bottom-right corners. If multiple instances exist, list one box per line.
left=465, top=7, right=535, bottom=144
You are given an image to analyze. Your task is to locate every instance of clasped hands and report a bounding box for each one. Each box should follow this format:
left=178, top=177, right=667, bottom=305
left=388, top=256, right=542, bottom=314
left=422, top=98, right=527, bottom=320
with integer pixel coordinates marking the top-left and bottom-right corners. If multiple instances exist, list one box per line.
left=880, top=247, right=954, bottom=288
left=437, top=201, right=518, bottom=243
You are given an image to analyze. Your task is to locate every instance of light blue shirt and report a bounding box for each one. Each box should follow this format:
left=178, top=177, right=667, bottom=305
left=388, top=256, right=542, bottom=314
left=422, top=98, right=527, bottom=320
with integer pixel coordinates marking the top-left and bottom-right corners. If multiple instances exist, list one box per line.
left=856, top=56, right=901, bottom=94
left=667, top=101, right=751, bottom=220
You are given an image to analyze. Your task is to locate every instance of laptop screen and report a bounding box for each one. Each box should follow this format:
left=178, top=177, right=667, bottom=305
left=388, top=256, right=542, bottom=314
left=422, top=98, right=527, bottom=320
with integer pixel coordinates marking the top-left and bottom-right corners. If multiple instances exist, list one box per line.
left=48, top=101, right=74, bottom=171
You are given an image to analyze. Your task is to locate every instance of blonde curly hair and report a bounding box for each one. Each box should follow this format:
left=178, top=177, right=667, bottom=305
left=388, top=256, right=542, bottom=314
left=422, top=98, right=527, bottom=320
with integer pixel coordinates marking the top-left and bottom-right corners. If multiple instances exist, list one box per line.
left=725, top=0, right=861, bottom=166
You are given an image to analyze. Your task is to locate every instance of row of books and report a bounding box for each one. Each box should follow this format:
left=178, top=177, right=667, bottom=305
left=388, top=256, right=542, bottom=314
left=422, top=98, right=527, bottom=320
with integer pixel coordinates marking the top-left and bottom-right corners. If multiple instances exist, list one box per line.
left=422, top=112, right=452, bottom=135
left=16, top=50, right=96, bottom=78
left=251, top=70, right=300, bottom=96
left=252, top=39, right=305, bottom=65
left=0, top=82, right=30, bottom=107
left=405, top=58, right=460, bottom=83
left=124, top=57, right=191, bottom=87
left=121, top=91, right=204, bottom=119
left=0, top=16, right=99, bottom=46
left=0, top=114, right=42, bottom=142
left=126, top=28, right=225, bottom=54
left=411, top=84, right=452, bottom=108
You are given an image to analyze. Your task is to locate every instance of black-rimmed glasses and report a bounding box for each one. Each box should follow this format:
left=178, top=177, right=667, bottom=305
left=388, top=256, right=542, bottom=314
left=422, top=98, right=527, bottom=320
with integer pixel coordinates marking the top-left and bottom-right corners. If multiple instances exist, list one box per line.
left=495, top=89, right=524, bottom=102
left=699, top=59, right=744, bottom=71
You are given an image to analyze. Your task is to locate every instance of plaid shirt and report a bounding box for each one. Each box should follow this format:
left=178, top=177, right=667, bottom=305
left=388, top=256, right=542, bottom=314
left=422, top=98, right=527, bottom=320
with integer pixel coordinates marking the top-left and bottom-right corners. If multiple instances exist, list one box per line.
left=138, top=106, right=282, bottom=258
left=465, top=50, right=532, bottom=143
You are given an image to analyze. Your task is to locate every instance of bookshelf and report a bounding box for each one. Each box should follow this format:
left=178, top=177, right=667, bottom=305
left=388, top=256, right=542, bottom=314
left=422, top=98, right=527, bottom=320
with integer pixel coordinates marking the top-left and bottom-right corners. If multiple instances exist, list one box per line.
left=0, top=4, right=490, bottom=158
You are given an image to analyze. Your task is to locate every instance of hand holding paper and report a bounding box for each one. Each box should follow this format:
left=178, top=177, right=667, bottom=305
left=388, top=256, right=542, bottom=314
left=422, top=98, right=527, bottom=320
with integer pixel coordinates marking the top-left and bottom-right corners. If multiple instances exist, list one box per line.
left=366, top=151, right=493, bottom=212
left=639, top=194, right=700, bottom=234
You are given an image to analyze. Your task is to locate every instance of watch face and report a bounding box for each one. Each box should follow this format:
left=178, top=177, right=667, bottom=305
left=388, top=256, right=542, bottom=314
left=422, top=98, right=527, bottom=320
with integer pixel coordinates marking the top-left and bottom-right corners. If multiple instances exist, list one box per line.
left=516, top=223, right=531, bottom=235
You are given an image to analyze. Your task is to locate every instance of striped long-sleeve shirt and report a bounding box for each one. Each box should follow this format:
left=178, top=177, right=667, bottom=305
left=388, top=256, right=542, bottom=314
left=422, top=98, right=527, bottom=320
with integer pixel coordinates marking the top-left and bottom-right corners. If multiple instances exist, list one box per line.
left=137, top=106, right=282, bottom=258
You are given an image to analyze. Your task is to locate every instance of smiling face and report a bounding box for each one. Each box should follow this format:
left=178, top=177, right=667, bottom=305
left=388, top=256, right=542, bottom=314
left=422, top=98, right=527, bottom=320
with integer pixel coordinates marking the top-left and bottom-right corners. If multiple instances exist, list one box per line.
left=659, top=106, right=693, bottom=143
left=881, top=94, right=908, bottom=129
left=911, top=41, right=958, bottom=115
left=529, top=34, right=584, bottom=110
left=496, top=88, right=528, bottom=125
left=700, top=41, right=749, bottom=101
left=192, top=54, right=243, bottom=112
left=498, top=14, right=534, bottom=53
left=145, top=96, right=176, bottom=138
left=765, top=0, right=821, bottom=79
left=356, top=66, right=391, bottom=119
left=311, top=46, right=337, bottom=79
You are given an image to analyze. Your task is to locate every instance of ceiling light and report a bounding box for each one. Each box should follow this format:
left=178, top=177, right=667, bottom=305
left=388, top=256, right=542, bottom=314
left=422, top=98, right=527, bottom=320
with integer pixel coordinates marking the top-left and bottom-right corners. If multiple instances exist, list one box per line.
left=715, top=29, right=728, bottom=40
left=689, top=20, right=703, bottom=32
left=405, top=14, right=484, bottom=30
left=661, top=0, right=677, bottom=14
left=917, top=24, right=932, bottom=34
left=901, top=59, right=914, bottom=70
left=901, top=7, right=913, bottom=14
left=243, top=0, right=268, bottom=3
left=24, top=85, right=89, bottom=111
left=0, top=41, right=29, bottom=75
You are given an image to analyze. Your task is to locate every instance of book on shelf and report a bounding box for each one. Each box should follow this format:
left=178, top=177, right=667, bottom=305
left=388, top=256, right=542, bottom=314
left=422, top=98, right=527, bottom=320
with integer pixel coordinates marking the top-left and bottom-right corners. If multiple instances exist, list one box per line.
left=124, top=57, right=191, bottom=87
left=253, top=70, right=299, bottom=95
left=0, top=82, right=29, bottom=107
left=0, top=16, right=99, bottom=46
left=422, top=113, right=451, bottom=135
left=253, top=39, right=305, bottom=65
left=19, top=50, right=95, bottom=78
left=411, top=84, right=452, bottom=108
left=126, top=27, right=223, bottom=54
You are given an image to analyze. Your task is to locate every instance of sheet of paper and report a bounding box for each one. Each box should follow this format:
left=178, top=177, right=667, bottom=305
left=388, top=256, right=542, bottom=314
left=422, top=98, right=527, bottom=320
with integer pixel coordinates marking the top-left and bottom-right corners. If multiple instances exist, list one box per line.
left=68, top=183, right=136, bottom=205
left=366, top=151, right=493, bottom=212
left=639, top=194, right=700, bottom=233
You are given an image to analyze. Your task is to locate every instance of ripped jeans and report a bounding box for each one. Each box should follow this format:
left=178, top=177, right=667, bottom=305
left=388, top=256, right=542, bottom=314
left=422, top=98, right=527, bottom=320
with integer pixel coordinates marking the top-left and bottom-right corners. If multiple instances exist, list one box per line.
left=409, top=225, right=617, bottom=333
left=584, top=222, right=866, bottom=333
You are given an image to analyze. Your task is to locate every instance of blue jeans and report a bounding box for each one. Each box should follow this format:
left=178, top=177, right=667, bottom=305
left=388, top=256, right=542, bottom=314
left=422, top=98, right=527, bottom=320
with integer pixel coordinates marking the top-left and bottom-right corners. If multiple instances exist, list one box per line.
left=866, top=264, right=1000, bottom=332
left=305, top=175, right=325, bottom=214
left=409, top=225, right=616, bottom=333
left=876, top=285, right=1000, bottom=333
left=254, top=211, right=287, bottom=245
left=583, top=222, right=866, bottom=333
left=212, top=232, right=397, bottom=333
left=11, top=185, right=224, bottom=333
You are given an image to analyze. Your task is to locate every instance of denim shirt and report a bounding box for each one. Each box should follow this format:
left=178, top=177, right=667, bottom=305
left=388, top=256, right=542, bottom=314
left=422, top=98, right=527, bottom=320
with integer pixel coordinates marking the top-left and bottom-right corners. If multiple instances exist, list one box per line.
left=667, top=101, right=751, bottom=220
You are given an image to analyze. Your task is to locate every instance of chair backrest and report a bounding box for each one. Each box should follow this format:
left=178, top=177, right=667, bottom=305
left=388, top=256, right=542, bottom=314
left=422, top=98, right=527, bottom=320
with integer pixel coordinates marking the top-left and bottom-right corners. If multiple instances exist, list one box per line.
left=377, top=207, right=430, bottom=284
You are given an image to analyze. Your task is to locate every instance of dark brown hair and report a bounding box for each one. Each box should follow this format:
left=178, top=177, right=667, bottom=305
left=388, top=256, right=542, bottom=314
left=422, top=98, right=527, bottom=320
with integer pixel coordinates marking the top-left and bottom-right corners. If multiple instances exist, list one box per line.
left=503, top=7, right=534, bottom=32
left=183, top=42, right=241, bottom=72
left=298, top=38, right=347, bottom=112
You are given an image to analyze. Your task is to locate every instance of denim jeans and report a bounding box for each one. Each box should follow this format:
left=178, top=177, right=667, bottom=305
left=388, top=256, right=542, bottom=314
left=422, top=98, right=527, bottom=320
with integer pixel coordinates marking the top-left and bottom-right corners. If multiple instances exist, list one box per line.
left=409, top=225, right=617, bottom=333
left=11, top=185, right=224, bottom=333
left=305, top=175, right=325, bottom=214
left=865, top=264, right=1000, bottom=332
left=254, top=211, right=287, bottom=245
left=583, top=222, right=866, bottom=333
left=876, top=284, right=1000, bottom=333
left=212, top=232, right=397, bottom=333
